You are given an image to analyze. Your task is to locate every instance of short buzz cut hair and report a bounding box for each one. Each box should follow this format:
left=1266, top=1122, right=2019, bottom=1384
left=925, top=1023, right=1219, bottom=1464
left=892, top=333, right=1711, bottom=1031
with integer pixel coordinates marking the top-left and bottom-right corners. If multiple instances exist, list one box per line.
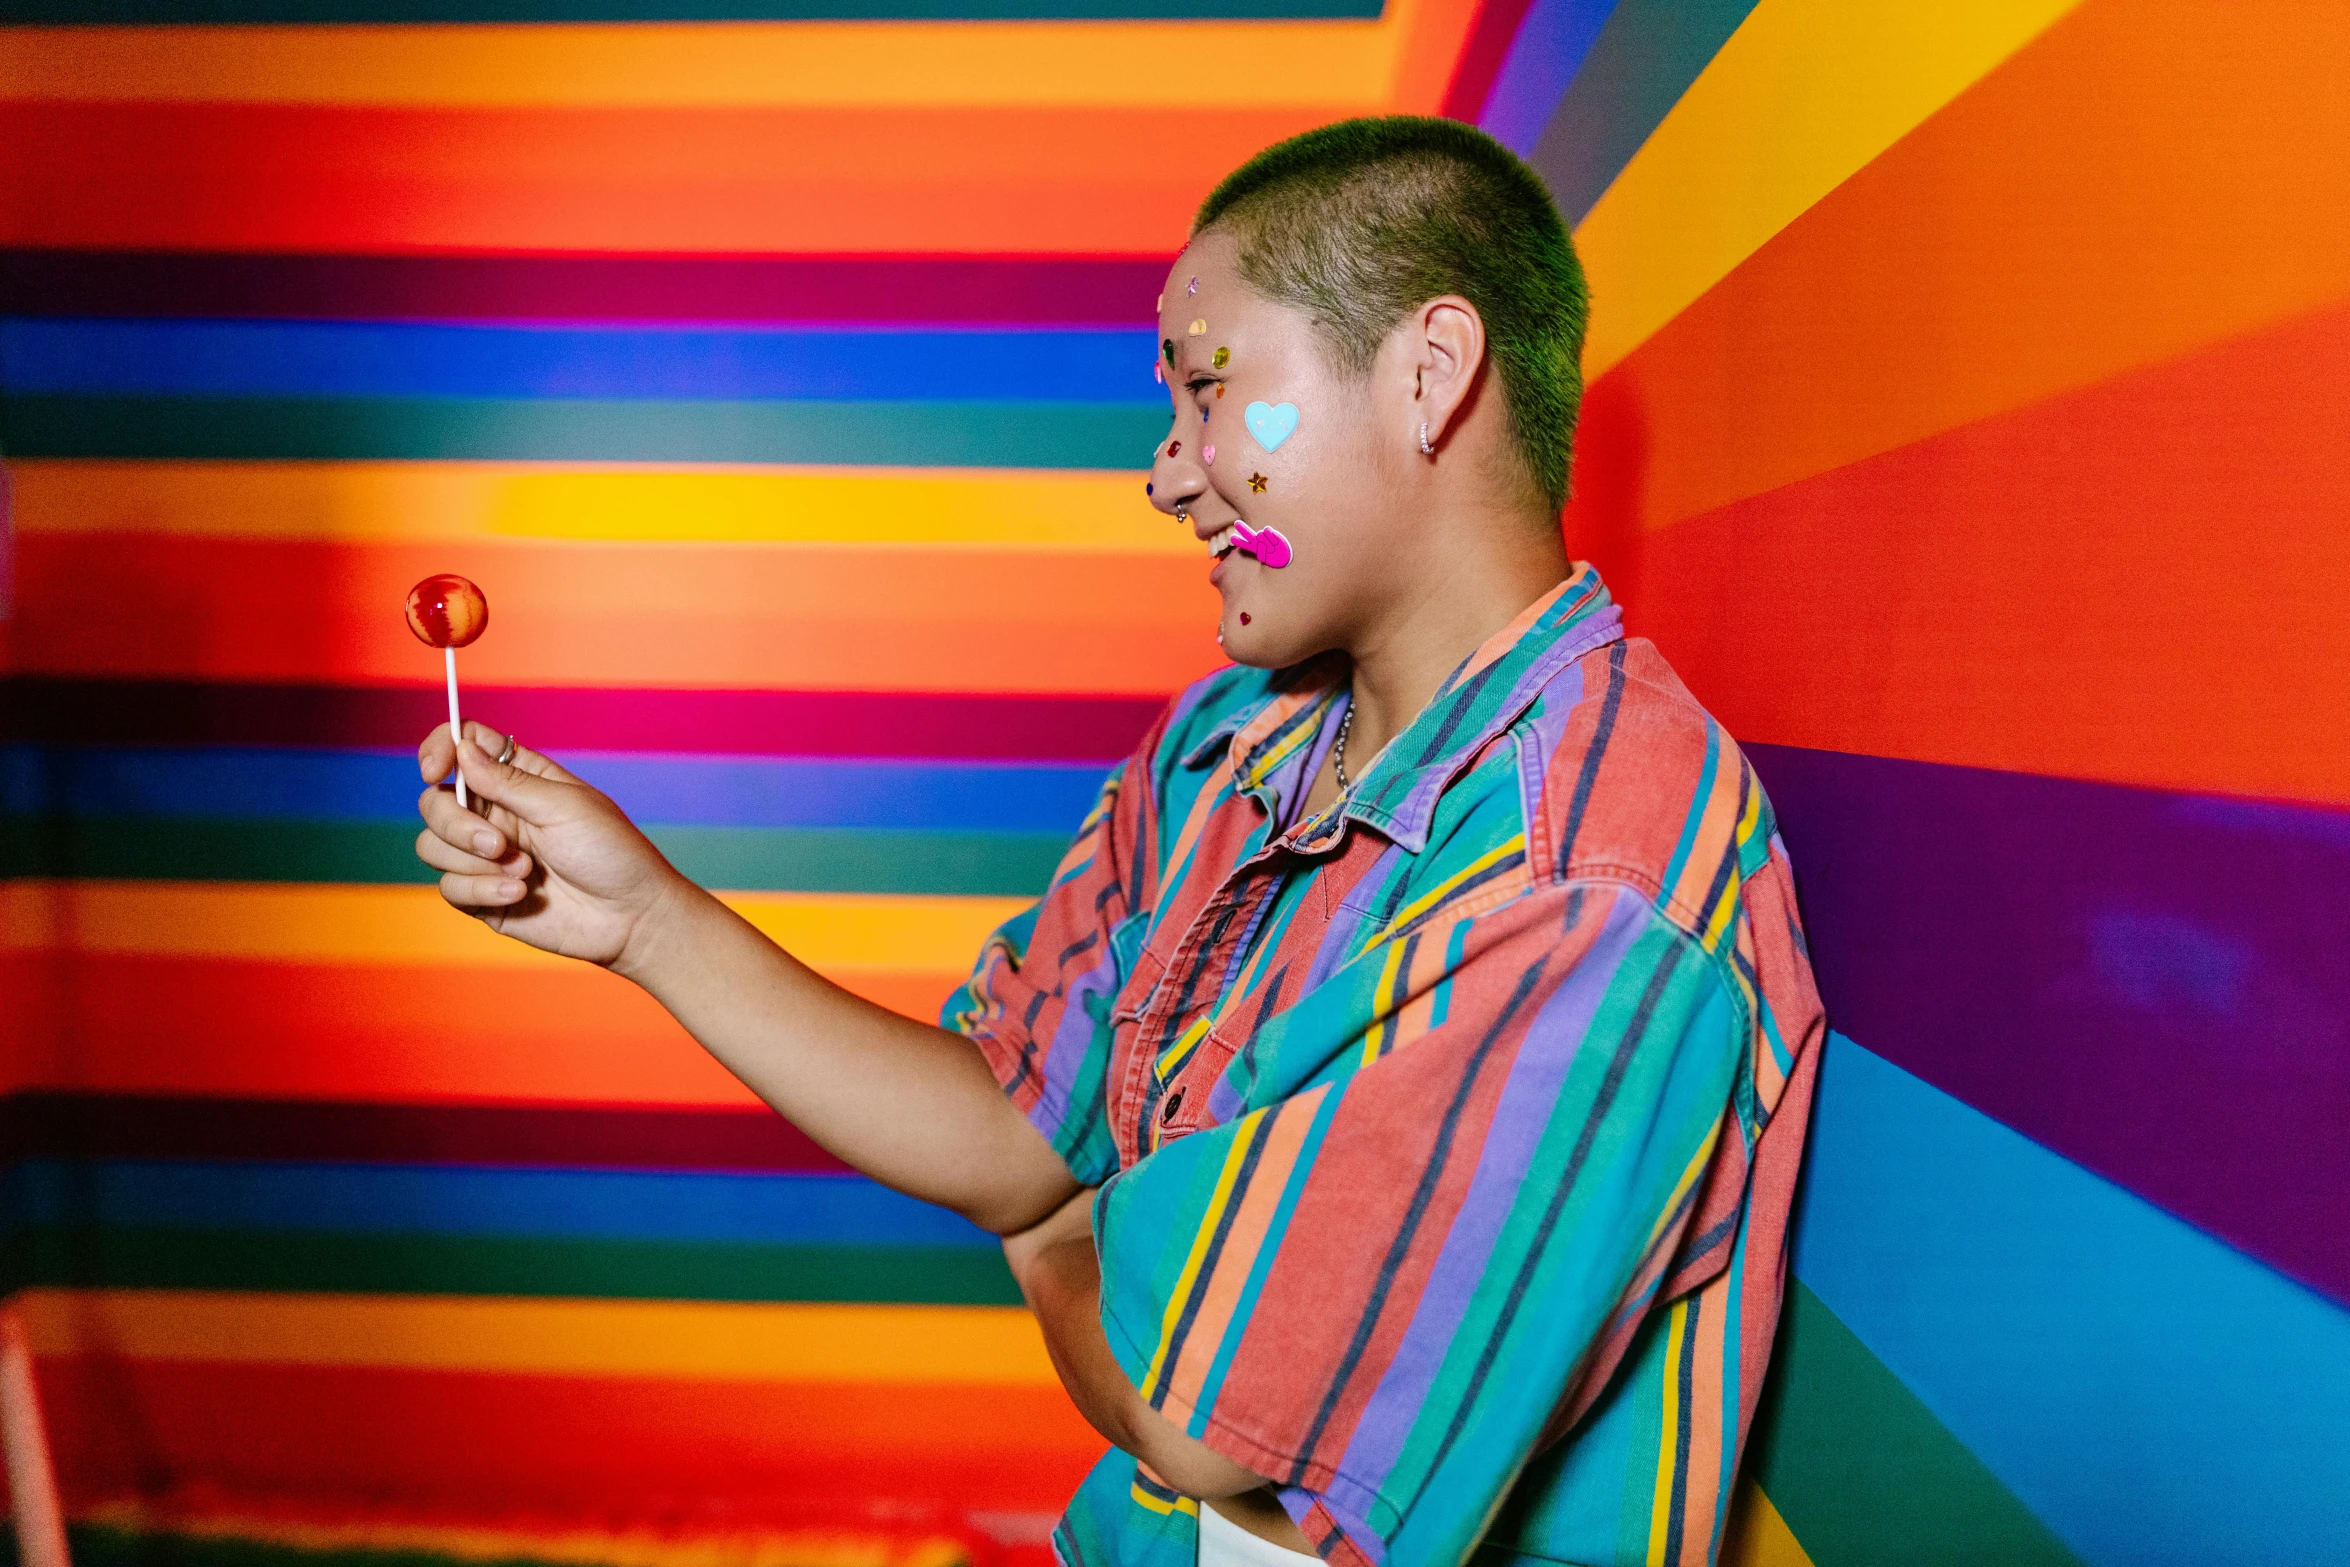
left=1193, top=115, right=1589, bottom=514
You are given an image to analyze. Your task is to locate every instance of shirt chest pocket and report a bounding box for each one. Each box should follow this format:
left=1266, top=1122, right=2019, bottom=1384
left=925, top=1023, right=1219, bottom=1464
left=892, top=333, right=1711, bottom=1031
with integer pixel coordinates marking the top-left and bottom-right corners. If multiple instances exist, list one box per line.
left=1105, top=907, right=1161, bottom=1029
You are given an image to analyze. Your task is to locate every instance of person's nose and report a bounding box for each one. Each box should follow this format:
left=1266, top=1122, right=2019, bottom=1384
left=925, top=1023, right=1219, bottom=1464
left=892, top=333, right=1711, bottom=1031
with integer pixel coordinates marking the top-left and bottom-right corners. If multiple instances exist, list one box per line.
left=1148, top=426, right=1209, bottom=526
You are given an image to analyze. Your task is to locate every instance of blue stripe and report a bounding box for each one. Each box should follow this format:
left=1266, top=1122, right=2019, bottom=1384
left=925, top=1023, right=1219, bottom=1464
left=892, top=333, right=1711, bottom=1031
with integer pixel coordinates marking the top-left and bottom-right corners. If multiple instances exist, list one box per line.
left=8, top=1159, right=995, bottom=1247
left=0, top=745, right=1107, bottom=834
left=0, top=318, right=1164, bottom=403
left=1794, top=1033, right=2350, bottom=1564
left=1478, top=0, right=1618, bottom=155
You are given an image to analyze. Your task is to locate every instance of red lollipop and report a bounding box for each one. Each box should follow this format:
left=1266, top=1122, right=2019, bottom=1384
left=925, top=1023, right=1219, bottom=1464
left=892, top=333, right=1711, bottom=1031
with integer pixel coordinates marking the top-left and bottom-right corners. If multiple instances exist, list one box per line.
left=406, top=575, right=490, bottom=807
left=406, top=573, right=488, bottom=650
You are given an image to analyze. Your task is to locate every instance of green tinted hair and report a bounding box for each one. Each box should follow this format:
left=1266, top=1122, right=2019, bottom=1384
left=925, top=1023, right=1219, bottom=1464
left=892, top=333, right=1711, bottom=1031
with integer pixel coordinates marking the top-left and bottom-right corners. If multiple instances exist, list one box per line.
left=1193, top=115, right=1589, bottom=512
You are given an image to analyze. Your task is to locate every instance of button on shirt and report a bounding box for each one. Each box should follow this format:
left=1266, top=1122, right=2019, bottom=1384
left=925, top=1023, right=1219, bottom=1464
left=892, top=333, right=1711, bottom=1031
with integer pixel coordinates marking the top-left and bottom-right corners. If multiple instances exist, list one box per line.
left=946, top=568, right=1825, bottom=1567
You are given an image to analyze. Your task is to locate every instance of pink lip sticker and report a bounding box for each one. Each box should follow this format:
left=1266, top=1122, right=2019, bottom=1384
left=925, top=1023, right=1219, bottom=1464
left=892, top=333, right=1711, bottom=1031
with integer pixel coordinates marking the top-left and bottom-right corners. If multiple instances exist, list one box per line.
left=1229, top=520, right=1291, bottom=569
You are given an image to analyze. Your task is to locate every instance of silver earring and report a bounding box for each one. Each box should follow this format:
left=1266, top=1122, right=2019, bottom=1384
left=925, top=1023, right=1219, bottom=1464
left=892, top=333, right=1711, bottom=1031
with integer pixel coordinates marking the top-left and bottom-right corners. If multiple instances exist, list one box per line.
left=1418, top=420, right=1435, bottom=456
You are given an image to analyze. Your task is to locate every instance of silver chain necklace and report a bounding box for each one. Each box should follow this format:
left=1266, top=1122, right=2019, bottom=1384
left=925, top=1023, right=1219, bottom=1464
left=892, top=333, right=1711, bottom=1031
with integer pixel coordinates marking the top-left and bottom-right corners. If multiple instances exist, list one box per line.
left=1331, top=697, right=1358, bottom=791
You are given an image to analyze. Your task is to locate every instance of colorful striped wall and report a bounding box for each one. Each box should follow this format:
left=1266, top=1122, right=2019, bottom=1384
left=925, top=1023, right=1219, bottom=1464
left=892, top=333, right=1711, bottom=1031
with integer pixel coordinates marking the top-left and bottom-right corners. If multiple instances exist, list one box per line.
left=3, top=1, right=2345, bottom=1563
left=1549, top=2, right=2350, bottom=1563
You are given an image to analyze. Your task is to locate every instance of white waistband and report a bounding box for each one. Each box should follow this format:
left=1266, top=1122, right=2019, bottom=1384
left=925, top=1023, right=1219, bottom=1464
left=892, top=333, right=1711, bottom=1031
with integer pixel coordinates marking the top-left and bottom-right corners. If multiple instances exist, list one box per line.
left=1197, top=1500, right=1321, bottom=1567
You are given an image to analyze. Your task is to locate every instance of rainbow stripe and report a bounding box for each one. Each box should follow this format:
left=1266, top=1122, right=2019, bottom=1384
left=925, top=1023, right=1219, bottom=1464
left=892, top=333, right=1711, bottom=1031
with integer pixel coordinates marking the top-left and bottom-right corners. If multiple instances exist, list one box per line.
left=5, top=0, right=2348, bottom=1562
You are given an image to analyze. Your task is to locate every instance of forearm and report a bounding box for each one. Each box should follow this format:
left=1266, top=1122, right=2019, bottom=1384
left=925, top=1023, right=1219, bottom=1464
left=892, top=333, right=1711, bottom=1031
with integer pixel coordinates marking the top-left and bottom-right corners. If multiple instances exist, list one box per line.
left=620, top=878, right=1076, bottom=1233
left=1015, top=1229, right=1270, bottom=1499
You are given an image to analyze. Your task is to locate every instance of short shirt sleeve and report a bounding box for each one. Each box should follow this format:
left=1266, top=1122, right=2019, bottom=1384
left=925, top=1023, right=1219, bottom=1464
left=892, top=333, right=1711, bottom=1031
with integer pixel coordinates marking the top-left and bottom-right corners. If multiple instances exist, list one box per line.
left=1088, top=878, right=1748, bottom=1565
left=941, top=711, right=1170, bottom=1189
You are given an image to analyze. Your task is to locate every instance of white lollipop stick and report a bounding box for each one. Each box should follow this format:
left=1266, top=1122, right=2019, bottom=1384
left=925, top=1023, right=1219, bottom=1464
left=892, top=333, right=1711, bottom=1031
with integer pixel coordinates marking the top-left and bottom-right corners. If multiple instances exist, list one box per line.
left=445, top=644, right=468, bottom=810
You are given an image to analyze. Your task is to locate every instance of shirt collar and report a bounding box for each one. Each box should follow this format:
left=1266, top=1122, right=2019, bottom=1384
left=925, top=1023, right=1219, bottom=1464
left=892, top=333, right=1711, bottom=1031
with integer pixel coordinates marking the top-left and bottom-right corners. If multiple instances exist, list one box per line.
left=1181, top=564, right=1624, bottom=854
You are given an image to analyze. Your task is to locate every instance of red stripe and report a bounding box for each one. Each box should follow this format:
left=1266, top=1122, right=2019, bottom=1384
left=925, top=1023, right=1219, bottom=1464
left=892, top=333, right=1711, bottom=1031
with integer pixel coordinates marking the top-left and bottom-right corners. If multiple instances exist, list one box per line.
left=1622, top=300, right=2350, bottom=806
left=0, top=101, right=1327, bottom=255
left=39, top=1356, right=1101, bottom=1517
left=1438, top=0, right=1541, bottom=122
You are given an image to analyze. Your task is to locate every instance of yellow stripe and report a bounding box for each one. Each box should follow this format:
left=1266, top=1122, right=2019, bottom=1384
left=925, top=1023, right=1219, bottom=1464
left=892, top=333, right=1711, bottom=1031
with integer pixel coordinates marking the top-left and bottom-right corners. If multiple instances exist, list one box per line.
left=1376, top=834, right=1525, bottom=940
left=1155, top=1012, right=1215, bottom=1084
left=1358, top=935, right=1411, bottom=1068
left=0, top=881, right=1021, bottom=975
left=1733, top=767, right=1764, bottom=849
left=1644, top=1123, right=1725, bottom=1255
left=1243, top=693, right=1337, bottom=788
left=0, top=9, right=1424, bottom=109
left=1645, top=1298, right=1692, bottom=1565
left=1139, top=1108, right=1264, bottom=1399
left=18, top=1288, right=1054, bottom=1385
left=1127, top=1483, right=1200, bottom=1519
left=9, top=460, right=1188, bottom=554
left=1576, top=0, right=2085, bottom=377
left=1719, top=1483, right=1817, bottom=1567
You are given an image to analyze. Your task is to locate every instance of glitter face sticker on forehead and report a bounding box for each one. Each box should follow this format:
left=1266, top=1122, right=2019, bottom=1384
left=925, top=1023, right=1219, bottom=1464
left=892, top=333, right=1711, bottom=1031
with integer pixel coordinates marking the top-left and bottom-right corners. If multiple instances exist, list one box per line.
left=1211, top=346, right=1229, bottom=368
left=1163, top=339, right=1176, bottom=367
left=1187, top=277, right=1200, bottom=295
left=1187, top=319, right=1207, bottom=336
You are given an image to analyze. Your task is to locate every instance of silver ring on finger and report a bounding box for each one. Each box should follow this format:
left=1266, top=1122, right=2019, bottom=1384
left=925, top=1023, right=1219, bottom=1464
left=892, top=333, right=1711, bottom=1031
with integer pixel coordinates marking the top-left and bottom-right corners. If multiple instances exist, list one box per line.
left=495, top=734, right=518, bottom=766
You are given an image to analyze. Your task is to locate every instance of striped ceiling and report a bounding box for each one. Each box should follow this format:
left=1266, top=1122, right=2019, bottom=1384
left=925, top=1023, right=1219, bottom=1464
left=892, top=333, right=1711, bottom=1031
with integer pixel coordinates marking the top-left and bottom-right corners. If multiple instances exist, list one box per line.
left=3, top=2, right=2345, bottom=1565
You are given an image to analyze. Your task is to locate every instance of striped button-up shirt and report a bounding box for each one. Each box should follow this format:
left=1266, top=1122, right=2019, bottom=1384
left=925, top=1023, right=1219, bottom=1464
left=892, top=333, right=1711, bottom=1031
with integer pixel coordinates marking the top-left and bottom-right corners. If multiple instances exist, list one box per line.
left=948, top=567, right=1824, bottom=1567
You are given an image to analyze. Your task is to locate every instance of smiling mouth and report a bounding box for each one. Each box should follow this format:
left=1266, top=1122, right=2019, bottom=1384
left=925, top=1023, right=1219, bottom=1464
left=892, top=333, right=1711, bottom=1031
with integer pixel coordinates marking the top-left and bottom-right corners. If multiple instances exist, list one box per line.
left=1207, top=524, right=1236, bottom=558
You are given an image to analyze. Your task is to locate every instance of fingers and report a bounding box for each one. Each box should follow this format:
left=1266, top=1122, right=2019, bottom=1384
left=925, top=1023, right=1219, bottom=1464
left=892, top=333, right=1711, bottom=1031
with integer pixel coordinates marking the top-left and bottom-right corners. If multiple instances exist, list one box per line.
left=418, top=721, right=456, bottom=784
left=454, top=730, right=577, bottom=827
left=437, top=869, right=531, bottom=913
left=459, top=723, right=584, bottom=787
left=415, top=826, right=531, bottom=881
left=417, top=776, right=512, bottom=862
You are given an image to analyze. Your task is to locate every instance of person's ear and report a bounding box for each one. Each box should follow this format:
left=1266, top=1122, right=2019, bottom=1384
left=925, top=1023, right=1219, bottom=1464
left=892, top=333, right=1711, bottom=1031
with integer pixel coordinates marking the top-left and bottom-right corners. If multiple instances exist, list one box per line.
left=1409, top=295, right=1486, bottom=456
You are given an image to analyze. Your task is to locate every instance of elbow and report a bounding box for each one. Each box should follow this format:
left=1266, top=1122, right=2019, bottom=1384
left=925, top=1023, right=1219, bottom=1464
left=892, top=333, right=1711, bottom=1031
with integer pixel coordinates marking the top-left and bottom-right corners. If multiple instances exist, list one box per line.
left=1123, top=1413, right=1271, bottom=1502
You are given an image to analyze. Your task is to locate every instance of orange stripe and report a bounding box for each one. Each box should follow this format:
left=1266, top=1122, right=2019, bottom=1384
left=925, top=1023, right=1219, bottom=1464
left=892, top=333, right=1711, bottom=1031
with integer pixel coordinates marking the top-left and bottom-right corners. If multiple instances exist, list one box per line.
left=1676, top=1285, right=1729, bottom=1566
left=1, top=100, right=1333, bottom=254
left=1631, top=300, right=2350, bottom=805
left=1157, top=1096, right=1316, bottom=1417
left=0, top=952, right=956, bottom=1108
left=23, top=1289, right=1052, bottom=1385
left=1575, top=0, right=2350, bottom=538
left=0, top=9, right=1426, bottom=111
left=16, top=536, right=1223, bottom=694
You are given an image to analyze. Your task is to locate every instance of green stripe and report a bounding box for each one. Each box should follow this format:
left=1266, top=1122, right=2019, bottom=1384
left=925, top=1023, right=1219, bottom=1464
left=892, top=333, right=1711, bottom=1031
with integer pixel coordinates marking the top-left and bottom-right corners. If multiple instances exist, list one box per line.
left=0, top=817, right=1066, bottom=896
left=0, top=394, right=1164, bottom=469
left=1747, top=1281, right=2084, bottom=1567
left=3, top=0, right=1375, bottom=18
left=7, top=1225, right=1022, bottom=1306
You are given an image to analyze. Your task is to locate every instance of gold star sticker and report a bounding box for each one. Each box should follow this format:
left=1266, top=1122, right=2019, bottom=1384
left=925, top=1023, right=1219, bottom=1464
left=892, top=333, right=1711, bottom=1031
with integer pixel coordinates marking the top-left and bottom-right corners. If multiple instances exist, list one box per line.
left=1248, top=472, right=1268, bottom=493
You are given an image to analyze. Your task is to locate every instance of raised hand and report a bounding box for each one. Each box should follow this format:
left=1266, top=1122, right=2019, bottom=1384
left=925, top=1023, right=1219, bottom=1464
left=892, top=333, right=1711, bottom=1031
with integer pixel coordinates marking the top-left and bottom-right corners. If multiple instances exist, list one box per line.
left=415, top=722, right=690, bottom=972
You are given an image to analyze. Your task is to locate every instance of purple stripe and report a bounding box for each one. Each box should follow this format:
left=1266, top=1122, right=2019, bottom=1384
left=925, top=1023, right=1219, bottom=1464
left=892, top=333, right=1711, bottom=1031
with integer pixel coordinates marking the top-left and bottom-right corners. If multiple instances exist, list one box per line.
left=3, top=677, right=1161, bottom=762
left=0, top=1092, right=848, bottom=1174
left=1034, top=946, right=1127, bottom=1152
left=1328, top=887, right=1651, bottom=1509
left=0, top=249, right=1170, bottom=327
left=1749, top=742, right=2350, bottom=1306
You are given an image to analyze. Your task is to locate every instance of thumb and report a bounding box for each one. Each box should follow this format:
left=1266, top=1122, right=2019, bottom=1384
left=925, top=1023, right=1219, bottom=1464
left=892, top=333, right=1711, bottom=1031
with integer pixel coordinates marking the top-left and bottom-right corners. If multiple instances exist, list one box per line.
left=455, top=731, right=574, bottom=827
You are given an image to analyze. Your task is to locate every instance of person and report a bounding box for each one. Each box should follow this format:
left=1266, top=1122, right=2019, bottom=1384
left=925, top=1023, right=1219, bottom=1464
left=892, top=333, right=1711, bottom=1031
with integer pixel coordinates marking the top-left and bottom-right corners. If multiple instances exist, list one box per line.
left=414, top=116, right=1823, bottom=1567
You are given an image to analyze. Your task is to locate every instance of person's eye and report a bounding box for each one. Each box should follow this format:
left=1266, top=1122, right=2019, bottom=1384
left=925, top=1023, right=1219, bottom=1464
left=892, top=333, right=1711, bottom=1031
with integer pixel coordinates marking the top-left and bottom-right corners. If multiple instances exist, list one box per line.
left=1185, top=378, right=1218, bottom=396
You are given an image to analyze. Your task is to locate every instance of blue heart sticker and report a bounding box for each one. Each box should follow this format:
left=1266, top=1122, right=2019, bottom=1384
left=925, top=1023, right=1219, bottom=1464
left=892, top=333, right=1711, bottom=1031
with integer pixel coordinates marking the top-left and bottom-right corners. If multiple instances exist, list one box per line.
left=1244, top=401, right=1300, bottom=452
